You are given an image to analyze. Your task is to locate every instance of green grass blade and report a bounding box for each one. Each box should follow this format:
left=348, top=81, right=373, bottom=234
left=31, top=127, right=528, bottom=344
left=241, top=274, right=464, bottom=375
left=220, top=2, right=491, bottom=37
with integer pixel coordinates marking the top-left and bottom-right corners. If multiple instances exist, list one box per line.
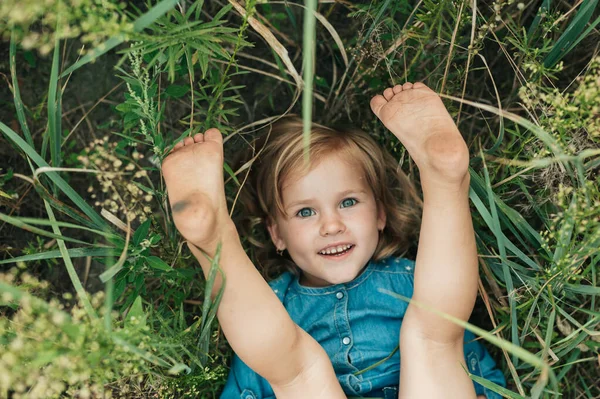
left=563, top=284, right=600, bottom=295
left=441, top=94, right=563, bottom=156
left=47, top=35, right=61, bottom=170
left=469, top=374, right=525, bottom=399
left=495, top=199, right=546, bottom=251
left=0, top=212, right=93, bottom=246
left=301, top=0, right=317, bottom=161
left=469, top=181, right=540, bottom=272
left=380, top=289, right=558, bottom=395
left=544, top=0, right=599, bottom=68
left=562, top=14, right=600, bottom=58
left=111, top=336, right=171, bottom=368
left=98, top=258, right=125, bottom=283
left=0, top=247, right=119, bottom=265
left=10, top=31, right=34, bottom=149
left=10, top=216, right=122, bottom=241
left=98, top=217, right=130, bottom=284
left=33, top=182, right=103, bottom=229
left=60, top=0, right=180, bottom=78
left=103, top=249, right=116, bottom=332
left=43, top=200, right=97, bottom=321
left=198, top=243, right=225, bottom=364
left=541, top=308, right=556, bottom=362
left=553, top=194, right=576, bottom=263
left=478, top=155, right=520, bottom=363
left=0, top=121, right=111, bottom=231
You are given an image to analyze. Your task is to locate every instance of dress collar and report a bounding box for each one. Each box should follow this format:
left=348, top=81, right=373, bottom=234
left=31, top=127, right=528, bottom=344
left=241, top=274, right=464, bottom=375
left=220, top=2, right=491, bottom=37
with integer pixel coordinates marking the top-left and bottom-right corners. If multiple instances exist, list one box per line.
left=289, top=259, right=377, bottom=295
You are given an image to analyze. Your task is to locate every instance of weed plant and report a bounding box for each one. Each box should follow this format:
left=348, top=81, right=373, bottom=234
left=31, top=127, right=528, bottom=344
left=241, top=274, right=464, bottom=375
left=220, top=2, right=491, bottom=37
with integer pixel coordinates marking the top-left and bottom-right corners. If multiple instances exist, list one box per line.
left=1, top=0, right=599, bottom=398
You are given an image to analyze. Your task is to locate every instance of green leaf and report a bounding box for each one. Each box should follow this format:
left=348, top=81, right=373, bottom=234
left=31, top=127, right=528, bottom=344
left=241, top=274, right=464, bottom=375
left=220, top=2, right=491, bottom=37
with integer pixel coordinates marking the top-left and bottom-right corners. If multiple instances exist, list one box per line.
left=146, top=256, right=173, bottom=272
left=126, top=295, right=147, bottom=328
left=223, top=161, right=239, bottom=185
left=133, top=218, right=152, bottom=246
left=165, top=84, right=190, bottom=98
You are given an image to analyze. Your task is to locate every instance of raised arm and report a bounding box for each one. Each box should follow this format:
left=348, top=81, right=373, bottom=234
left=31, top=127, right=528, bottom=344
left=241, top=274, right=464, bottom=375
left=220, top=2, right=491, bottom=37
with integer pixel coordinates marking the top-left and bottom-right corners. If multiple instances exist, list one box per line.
left=162, top=129, right=344, bottom=398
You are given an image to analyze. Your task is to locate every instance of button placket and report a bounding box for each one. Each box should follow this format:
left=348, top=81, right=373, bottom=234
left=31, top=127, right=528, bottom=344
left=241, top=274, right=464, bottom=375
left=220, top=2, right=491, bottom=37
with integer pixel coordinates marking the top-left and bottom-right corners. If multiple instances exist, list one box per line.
left=333, top=286, right=356, bottom=371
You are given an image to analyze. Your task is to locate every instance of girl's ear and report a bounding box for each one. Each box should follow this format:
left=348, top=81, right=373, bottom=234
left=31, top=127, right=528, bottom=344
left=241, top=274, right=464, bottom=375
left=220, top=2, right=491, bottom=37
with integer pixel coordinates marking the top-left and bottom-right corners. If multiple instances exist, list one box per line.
left=377, top=202, right=387, bottom=232
left=266, top=218, right=286, bottom=251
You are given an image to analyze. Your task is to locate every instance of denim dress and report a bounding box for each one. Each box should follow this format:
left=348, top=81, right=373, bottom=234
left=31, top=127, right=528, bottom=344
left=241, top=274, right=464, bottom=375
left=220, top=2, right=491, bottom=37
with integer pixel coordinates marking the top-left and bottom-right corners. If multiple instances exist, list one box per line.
left=220, top=257, right=506, bottom=399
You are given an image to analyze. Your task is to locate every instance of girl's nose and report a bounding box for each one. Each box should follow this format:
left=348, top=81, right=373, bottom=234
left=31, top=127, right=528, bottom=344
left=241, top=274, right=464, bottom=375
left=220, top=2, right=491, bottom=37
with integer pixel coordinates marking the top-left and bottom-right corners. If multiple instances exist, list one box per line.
left=319, top=213, right=346, bottom=236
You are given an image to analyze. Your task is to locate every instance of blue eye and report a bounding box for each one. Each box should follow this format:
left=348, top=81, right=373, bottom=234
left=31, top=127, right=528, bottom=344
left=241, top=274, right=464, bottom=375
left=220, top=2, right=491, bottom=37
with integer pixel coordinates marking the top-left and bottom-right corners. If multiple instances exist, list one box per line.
left=296, top=208, right=315, bottom=218
left=341, top=198, right=357, bottom=208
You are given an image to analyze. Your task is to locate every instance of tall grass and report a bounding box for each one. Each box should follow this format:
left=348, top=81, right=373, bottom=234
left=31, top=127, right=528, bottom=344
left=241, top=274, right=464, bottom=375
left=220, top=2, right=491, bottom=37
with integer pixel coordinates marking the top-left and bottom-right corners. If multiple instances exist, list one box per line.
left=1, top=0, right=599, bottom=397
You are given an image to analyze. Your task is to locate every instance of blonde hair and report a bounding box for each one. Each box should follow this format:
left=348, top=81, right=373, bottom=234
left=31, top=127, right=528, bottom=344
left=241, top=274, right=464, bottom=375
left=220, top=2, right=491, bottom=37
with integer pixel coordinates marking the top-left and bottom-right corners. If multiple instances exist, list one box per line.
left=235, top=116, right=423, bottom=280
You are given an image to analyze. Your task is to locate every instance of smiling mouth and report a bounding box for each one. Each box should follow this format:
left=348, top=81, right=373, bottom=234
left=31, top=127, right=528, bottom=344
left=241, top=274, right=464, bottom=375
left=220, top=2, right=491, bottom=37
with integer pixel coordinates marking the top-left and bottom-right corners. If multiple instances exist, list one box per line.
left=318, top=244, right=355, bottom=256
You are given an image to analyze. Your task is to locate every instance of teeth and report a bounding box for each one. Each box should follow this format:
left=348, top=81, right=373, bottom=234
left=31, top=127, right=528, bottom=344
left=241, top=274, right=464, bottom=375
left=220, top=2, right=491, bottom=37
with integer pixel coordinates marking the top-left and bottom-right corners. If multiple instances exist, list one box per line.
left=319, top=244, right=352, bottom=255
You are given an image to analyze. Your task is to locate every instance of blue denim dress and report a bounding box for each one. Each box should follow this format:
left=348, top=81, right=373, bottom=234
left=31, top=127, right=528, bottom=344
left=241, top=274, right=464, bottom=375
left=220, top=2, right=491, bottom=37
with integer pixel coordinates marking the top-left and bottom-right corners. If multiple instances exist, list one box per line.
left=220, top=257, right=506, bottom=398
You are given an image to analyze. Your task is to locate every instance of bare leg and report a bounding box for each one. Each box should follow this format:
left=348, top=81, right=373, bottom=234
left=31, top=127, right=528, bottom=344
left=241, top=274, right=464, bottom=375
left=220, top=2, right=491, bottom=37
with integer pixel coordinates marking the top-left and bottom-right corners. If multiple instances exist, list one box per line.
left=372, top=83, right=478, bottom=398
left=162, top=130, right=344, bottom=398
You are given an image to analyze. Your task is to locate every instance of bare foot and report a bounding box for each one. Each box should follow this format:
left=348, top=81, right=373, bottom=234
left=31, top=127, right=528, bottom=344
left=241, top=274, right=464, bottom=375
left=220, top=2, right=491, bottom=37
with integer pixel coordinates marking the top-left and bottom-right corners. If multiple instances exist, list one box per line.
left=370, top=82, right=469, bottom=183
left=162, top=129, right=234, bottom=253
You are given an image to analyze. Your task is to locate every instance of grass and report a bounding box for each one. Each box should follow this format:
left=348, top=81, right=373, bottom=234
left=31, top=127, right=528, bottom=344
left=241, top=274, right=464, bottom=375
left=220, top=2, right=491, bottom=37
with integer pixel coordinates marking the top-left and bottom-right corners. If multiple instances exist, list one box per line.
left=1, top=0, right=599, bottom=397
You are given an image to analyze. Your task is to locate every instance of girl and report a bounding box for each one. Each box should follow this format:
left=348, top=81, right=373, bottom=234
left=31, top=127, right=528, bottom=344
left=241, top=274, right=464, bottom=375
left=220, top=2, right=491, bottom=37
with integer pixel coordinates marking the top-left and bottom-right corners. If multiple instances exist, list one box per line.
left=162, top=82, right=506, bottom=398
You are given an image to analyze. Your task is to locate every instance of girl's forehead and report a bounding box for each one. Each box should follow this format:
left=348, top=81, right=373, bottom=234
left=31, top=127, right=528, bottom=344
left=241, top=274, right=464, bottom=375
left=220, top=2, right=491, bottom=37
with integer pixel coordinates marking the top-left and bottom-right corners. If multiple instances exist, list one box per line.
left=281, top=152, right=366, bottom=190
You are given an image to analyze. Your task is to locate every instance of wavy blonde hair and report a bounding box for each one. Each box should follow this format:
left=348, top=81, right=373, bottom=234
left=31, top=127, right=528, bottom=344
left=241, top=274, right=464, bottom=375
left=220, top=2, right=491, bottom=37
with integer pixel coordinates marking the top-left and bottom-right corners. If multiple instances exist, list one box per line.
left=235, top=116, right=423, bottom=280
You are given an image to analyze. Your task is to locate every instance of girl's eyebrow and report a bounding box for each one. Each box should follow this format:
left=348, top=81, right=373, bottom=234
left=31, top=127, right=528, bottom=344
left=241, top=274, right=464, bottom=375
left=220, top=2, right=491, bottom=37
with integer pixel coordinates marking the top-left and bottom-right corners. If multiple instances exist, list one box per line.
left=285, top=189, right=367, bottom=209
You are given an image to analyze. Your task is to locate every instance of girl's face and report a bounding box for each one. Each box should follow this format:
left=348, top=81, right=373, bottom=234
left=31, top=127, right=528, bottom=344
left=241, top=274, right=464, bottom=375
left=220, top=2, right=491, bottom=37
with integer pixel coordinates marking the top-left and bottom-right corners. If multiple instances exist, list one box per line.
left=267, top=153, right=386, bottom=287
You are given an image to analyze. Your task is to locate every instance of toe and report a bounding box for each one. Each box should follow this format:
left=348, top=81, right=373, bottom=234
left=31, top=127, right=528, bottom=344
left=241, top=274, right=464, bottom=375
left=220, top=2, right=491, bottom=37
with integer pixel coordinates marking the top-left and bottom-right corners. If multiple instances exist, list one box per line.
left=370, top=95, right=388, bottom=116
left=173, top=141, right=184, bottom=150
left=413, top=82, right=427, bottom=89
left=193, top=133, right=204, bottom=143
left=393, top=85, right=403, bottom=94
left=383, top=88, right=394, bottom=101
left=205, top=128, right=223, bottom=144
left=402, top=82, right=413, bottom=90
left=184, top=137, right=194, bottom=146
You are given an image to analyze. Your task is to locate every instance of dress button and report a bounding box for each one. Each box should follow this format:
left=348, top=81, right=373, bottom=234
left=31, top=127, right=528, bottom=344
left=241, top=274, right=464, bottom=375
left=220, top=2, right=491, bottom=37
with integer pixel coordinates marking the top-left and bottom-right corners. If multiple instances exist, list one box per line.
left=470, top=358, right=477, bottom=370
left=336, top=291, right=344, bottom=299
left=342, top=337, right=351, bottom=345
